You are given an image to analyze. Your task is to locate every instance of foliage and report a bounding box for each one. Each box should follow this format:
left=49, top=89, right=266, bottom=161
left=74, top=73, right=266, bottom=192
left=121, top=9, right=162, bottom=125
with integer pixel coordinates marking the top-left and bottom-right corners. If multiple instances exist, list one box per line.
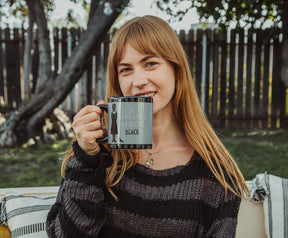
left=0, top=0, right=55, bottom=27
left=0, top=0, right=89, bottom=28
left=155, top=0, right=288, bottom=89
left=155, top=0, right=285, bottom=30
left=51, top=0, right=91, bottom=28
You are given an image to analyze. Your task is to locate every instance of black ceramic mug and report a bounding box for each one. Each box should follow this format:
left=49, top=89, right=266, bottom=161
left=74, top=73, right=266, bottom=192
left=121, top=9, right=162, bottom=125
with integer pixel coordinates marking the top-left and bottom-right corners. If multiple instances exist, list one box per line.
left=97, top=96, right=153, bottom=149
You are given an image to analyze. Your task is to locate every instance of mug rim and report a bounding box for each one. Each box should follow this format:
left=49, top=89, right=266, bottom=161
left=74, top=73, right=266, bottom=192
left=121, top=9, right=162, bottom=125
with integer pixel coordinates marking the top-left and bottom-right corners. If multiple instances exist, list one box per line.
left=108, top=96, right=153, bottom=103
left=108, top=144, right=152, bottom=149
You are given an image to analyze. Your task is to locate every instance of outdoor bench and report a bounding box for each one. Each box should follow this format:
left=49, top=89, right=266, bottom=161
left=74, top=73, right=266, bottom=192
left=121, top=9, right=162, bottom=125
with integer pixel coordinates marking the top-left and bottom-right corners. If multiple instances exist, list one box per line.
left=1, top=173, right=287, bottom=238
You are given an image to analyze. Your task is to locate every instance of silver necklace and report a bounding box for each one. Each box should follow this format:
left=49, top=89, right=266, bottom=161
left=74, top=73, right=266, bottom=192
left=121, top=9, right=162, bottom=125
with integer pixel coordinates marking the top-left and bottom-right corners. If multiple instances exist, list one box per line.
left=145, top=135, right=183, bottom=167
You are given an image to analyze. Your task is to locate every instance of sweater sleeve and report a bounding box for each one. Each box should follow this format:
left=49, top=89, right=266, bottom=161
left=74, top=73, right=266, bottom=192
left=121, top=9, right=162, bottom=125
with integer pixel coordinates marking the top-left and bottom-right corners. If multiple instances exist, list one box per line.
left=205, top=185, right=241, bottom=238
left=46, top=141, right=113, bottom=238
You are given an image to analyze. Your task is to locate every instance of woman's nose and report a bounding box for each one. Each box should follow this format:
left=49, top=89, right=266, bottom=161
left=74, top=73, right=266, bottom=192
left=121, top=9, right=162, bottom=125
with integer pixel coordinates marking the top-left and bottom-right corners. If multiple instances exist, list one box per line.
left=132, top=69, right=148, bottom=88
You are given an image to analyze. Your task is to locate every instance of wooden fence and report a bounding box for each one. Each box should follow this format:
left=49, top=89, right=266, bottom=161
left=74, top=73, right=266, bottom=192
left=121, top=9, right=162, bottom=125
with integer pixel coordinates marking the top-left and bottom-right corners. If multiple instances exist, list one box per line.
left=0, top=27, right=287, bottom=128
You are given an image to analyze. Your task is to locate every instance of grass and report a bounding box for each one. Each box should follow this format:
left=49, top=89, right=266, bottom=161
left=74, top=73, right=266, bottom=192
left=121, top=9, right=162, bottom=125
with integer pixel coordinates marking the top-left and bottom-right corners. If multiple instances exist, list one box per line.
left=216, top=128, right=288, bottom=180
left=0, top=128, right=287, bottom=188
left=0, top=139, right=71, bottom=188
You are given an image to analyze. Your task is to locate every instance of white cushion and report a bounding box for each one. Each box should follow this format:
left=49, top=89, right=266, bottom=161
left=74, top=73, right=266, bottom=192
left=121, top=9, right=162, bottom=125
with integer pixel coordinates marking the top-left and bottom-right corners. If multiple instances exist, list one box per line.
left=0, top=194, right=56, bottom=238
left=236, top=198, right=266, bottom=238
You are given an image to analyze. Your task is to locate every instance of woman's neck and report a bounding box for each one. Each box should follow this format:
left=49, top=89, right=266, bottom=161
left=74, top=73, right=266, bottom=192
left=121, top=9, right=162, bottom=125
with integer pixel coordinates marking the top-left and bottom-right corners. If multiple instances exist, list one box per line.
left=151, top=112, right=183, bottom=151
left=138, top=112, right=194, bottom=170
left=137, top=105, right=195, bottom=170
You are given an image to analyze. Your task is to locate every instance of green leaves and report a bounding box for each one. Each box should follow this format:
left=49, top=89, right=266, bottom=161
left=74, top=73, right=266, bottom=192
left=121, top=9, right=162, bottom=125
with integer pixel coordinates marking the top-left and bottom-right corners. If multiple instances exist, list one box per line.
left=154, top=0, right=284, bottom=31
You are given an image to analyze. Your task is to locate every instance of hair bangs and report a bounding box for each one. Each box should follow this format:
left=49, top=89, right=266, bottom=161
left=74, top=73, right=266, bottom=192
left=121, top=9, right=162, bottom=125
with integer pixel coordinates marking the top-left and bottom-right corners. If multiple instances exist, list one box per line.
left=127, top=26, right=159, bottom=57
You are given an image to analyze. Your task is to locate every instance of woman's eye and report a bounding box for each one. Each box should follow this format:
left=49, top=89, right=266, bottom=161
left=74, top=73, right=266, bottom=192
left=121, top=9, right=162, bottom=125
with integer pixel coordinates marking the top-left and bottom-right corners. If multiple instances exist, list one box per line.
left=119, top=68, right=131, bottom=74
left=146, top=62, right=157, bottom=68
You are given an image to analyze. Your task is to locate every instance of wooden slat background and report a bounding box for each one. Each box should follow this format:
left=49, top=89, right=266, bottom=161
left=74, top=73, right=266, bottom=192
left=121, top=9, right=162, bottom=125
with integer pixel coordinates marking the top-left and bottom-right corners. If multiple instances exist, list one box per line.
left=0, top=27, right=287, bottom=128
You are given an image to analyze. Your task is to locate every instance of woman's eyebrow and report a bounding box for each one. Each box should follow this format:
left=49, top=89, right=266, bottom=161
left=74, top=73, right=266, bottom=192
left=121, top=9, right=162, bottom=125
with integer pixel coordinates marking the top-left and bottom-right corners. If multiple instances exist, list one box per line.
left=140, top=55, right=159, bottom=63
left=118, top=55, right=159, bottom=67
left=118, top=62, right=131, bottom=67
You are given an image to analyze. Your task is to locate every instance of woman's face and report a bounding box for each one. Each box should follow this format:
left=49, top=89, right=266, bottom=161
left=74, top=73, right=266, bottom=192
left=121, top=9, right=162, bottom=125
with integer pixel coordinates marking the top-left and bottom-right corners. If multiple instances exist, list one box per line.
left=117, top=43, right=176, bottom=117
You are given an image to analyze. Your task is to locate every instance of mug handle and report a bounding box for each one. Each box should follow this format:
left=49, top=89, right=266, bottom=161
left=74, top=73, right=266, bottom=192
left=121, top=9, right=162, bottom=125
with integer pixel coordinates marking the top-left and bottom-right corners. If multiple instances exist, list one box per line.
left=96, top=104, right=108, bottom=142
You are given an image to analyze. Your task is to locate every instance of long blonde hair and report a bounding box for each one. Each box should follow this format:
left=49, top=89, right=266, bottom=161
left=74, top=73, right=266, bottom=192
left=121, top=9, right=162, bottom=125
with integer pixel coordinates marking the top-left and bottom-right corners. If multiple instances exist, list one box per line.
left=62, top=15, right=249, bottom=199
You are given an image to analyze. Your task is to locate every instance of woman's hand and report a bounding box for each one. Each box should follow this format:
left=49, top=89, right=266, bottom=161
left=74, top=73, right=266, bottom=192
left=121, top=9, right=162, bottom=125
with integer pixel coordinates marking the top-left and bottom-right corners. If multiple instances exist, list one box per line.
left=72, top=100, right=106, bottom=155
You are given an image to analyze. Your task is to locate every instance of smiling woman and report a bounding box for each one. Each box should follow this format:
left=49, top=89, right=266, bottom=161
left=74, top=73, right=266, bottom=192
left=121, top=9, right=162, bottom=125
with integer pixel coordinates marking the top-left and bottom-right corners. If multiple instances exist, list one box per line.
left=46, top=15, right=249, bottom=238
left=117, top=44, right=176, bottom=116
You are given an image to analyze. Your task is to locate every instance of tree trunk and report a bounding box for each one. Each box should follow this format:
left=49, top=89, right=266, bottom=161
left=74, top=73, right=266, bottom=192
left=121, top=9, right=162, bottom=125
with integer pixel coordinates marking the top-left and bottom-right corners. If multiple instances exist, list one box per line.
left=23, top=13, right=34, bottom=103
left=26, top=0, right=53, bottom=94
left=0, top=0, right=129, bottom=147
left=281, top=38, right=288, bottom=87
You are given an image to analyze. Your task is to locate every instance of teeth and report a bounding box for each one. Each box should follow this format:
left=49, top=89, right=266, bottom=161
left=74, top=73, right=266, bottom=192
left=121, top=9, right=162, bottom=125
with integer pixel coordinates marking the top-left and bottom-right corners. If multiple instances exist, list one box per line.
left=141, top=93, right=155, bottom=97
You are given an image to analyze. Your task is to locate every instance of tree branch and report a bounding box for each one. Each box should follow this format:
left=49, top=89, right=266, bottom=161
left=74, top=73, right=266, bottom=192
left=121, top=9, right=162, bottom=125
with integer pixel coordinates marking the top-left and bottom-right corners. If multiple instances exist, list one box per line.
left=25, top=0, right=52, bottom=94
left=27, top=0, right=129, bottom=136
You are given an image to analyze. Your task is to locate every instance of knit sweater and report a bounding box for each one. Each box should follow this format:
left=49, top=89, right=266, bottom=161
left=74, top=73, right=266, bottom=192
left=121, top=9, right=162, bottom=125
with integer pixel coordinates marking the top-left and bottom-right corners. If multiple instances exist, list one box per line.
left=46, top=142, right=241, bottom=238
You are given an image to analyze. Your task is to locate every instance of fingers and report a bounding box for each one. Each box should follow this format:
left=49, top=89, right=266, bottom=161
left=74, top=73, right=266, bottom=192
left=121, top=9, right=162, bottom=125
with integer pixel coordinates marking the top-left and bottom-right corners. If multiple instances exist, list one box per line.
left=73, top=120, right=101, bottom=134
left=72, top=102, right=107, bottom=155
left=72, top=112, right=101, bottom=128
left=73, top=100, right=106, bottom=123
left=97, top=100, right=106, bottom=106
left=73, top=105, right=103, bottom=122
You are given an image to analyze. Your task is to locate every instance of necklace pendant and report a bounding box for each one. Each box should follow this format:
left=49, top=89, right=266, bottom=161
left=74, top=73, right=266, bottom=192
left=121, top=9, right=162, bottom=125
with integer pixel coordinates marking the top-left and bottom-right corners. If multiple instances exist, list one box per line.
left=145, top=158, right=154, bottom=167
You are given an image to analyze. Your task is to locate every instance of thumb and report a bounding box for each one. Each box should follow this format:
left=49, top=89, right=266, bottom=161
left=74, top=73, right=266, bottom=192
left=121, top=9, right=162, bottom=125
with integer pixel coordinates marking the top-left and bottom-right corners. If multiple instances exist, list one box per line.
left=96, top=100, right=106, bottom=105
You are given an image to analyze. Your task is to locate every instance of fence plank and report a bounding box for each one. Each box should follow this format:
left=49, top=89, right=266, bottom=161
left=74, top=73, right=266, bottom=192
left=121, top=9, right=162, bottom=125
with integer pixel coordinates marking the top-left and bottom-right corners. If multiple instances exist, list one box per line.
left=245, top=29, right=253, bottom=127
left=31, top=29, right=38, bottom=94
left=211, top=30, right=220, bottom=126
left=195, top=29, right=203, bottom=96
left=68, top=28, right=79, bottom=118
left=14, top=29, right=22, bottom=107
left=278, top=45, right=286, bottom=128
left=53, top=28, right=59, bottom=76
left=279, top=78, right=286, bottom=128
left=0, top=29, right=4, bottom=100
left=262, top=30, right=271, bottom=128
left=60, top=28, right=68, bottom=110
left=77, top=29, right=87, bottom=109
left=271, top=37, right=281, bottom=128
left=61, top=28, right=68, bottom=66
left=178, top=30, right=186, bottom=49
left=204, top=29, right=212, bottom=115
left=5, top=28, right=21, bottom=108
left=219, top=31, right=227, bottom=127
left=254, top=30, right=262, bottom=126
left=187, top=29, right=195, bottom=77
left=95, top=45, right=102, bottom=103
left=86, top=54, right=93, bottom=105
left=228, top=29, right=236, bottom=126
left=22, top=27, right=32, bottom=102
left=103, top=33, right=110, bottom=97
left=78, top=72, right=87, bottom=109
left=236, top=29, right=244, bottom=126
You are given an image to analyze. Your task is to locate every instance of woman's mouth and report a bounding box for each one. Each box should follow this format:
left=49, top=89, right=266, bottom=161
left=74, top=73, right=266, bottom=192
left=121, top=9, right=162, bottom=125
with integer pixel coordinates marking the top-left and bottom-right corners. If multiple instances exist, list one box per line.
left=142, top=92, right=156, bottom=97
left=135, top=92, right=156, bottom=97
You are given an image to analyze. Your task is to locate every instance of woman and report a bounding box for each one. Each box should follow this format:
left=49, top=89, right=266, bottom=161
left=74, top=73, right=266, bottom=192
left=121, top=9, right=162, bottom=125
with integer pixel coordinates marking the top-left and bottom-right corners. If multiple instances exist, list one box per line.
left=47, top=15, right=249, bottom=238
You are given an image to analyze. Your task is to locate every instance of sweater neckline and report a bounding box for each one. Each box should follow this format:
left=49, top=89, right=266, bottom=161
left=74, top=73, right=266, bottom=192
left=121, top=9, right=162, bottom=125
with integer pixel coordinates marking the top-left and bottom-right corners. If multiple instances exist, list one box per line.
left=134, top=151, right=199, bottom=176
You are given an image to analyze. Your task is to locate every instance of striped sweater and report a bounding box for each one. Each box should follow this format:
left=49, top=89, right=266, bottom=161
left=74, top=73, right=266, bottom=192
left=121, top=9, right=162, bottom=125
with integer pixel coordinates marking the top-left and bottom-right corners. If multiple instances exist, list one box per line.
left=46, top=141, right=241, bottom=238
